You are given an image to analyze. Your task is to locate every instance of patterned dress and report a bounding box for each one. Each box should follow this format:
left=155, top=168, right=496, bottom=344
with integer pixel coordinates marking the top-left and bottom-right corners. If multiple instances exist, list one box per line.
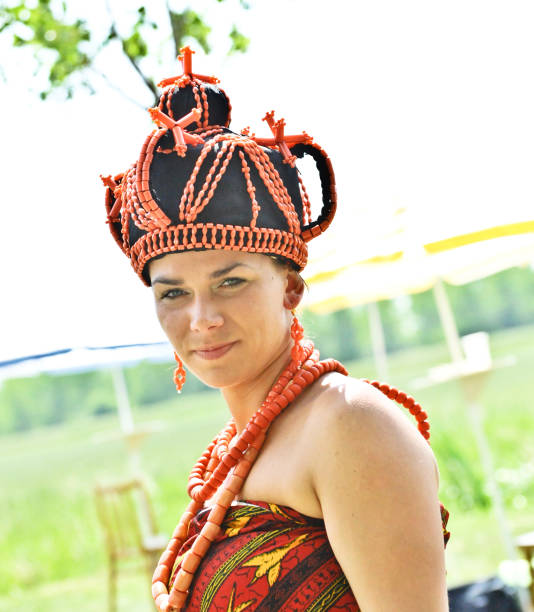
left=171, top=499, right=451, bottom=611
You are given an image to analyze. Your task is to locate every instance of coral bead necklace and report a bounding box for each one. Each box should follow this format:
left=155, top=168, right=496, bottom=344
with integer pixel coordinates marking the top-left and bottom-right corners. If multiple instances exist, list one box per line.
left=152, top=337, right=431, bottom=611
left=151, top=336, right=348, bottom=611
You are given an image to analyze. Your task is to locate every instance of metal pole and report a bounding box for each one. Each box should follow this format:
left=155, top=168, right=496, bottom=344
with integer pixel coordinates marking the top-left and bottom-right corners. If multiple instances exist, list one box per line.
left=110, top=366, right=142, bottom=476
left=367, top=301, right=389, bottom=381
left=110, top=366, right=134, bottom=434
left=109, top=367, right=155, bottom=540
left=432, top=277, right=464, bottom=363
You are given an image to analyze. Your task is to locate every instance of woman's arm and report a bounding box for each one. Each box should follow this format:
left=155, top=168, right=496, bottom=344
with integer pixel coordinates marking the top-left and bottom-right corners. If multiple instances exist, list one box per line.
left=310, top=378, right=448, bottom=612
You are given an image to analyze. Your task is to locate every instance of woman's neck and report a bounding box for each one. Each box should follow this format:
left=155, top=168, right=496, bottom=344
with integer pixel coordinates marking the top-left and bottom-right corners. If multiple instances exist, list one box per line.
left=221, top=342, right=293, bottom=433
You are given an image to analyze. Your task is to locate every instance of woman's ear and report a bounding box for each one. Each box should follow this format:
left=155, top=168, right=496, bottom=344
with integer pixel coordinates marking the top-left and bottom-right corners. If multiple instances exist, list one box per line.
left=283, top=270, right=305, bottom=310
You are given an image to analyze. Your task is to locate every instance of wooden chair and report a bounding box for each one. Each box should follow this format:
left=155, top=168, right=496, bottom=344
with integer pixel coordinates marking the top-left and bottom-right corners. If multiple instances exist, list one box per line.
left=516, top=530, right=534, bottom=606
left=94, top=478, right=168, bottom=612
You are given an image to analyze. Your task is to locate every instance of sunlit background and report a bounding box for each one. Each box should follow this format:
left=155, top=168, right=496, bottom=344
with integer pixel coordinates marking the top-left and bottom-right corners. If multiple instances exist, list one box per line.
left=1, top=0, right=534, bottom=610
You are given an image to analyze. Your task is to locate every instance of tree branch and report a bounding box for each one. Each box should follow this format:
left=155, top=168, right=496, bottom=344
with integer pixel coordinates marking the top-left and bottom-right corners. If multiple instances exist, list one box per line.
left=88, top=66, right=148, bottom=110
left=104, top=1, right=158, bottom=102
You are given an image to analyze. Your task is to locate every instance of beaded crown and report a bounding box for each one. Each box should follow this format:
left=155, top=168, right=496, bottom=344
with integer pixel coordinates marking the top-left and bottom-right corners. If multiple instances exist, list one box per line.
left=101, top=47, right=337, bottom=286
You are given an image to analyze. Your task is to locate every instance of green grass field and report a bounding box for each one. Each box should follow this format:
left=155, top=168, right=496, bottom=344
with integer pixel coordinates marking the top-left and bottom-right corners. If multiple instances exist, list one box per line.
left=1, top=324, right=533, bottom=611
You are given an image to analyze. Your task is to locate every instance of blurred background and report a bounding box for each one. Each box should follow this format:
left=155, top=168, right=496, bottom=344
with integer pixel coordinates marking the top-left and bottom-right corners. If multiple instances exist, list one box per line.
left=1, top=0, right=533, bottom=610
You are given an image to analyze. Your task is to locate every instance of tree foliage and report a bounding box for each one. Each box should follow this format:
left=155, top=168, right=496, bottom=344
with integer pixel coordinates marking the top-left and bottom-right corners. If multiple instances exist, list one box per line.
left=168, top=8, right=211, bottom=56
left=0, top=0, right=250, bottom=101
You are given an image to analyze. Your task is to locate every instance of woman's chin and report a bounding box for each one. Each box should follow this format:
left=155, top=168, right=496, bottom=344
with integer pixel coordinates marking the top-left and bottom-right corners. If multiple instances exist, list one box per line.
left=185, top=365, right=242, bottom=390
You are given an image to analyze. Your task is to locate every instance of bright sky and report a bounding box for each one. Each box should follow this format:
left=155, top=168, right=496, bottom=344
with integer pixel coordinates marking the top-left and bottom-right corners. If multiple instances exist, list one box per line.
left=1, top=0, right=533, bottom=361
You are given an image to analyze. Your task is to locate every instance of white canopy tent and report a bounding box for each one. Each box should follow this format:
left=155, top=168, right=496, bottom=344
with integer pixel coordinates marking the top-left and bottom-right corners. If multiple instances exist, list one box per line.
left=0, top=343, right=174, bottom=475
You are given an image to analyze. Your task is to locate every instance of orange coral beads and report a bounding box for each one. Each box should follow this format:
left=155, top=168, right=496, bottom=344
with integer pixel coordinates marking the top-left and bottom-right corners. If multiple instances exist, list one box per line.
left=152, top=340, right=348, bottom=611
left=152, top=341, right=432, bottom=611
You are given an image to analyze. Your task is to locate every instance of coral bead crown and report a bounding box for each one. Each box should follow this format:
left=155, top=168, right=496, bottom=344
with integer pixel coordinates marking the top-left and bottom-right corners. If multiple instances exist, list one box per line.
left=101, top=46, right=337, bottom=286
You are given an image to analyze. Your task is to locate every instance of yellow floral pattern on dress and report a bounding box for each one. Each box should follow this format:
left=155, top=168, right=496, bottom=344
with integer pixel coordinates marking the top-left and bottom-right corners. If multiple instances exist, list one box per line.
left=269, top=503, right=305, bottom=524
left=168, top=553, right=185, bottom=589
left=226, top=584, right=255, bottom=612
left=243, top=532, right=309, bottom=587
left=224, top=514, right=252, bottom=537
left=172, top=499, right=449, bottom=610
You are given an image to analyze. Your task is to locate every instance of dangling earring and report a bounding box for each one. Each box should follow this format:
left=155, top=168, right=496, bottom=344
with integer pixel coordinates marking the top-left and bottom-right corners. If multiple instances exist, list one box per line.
left=173, top=352, right=186, bottom=393
left=290, top=309, right=306, bottom=365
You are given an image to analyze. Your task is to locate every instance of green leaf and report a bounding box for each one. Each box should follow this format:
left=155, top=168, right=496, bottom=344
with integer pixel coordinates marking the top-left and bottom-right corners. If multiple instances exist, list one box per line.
left=13, top=33, right=26, bottom=47
left=229, top=24, right=249, bottom=54
left=135, top=5, right=148, bottom=27
left=168, top=8, right=211, bottom=56
left=122, top=30, right=148, bottom=59
left=185, top=10, right=211, bottom=54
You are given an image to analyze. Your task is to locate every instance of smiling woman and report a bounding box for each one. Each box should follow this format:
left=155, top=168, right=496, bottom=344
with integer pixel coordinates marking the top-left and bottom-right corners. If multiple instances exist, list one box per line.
left=101, top=46, right=450, bottom=612
left=149, top=251, right=302, bottom=411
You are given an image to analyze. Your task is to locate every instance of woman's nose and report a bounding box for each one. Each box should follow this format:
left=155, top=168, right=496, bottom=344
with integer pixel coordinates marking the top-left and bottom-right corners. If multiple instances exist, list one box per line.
left=189, top=297, right=224, bottom=332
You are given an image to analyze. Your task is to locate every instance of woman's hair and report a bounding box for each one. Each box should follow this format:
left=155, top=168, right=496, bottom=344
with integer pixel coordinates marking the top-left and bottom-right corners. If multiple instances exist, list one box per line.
left=268, top=254, right=309, bottom=292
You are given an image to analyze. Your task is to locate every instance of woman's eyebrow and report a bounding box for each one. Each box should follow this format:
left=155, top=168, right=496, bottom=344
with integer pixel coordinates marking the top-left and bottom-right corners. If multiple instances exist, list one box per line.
left=152, top=262, right=251, bottom=285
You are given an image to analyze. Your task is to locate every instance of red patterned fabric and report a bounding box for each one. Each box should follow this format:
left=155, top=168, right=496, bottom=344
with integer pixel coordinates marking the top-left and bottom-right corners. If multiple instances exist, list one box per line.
left=170, top=499, right=451, bottom=611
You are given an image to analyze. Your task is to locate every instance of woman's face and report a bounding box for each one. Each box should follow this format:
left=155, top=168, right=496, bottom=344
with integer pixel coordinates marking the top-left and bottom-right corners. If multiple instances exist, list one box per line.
left=149, top=250, right=300, bottom=389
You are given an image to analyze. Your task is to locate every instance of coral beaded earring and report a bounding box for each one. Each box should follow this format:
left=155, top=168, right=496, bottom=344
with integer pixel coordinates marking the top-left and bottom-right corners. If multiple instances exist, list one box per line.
left=173, top=352, right=186, bottom=393
left=290, top=309, right=306, bottom=365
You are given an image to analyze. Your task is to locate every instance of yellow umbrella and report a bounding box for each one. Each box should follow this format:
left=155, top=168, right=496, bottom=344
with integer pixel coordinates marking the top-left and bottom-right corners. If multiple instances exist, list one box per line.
left=303, top=228, right=534, bottom=310
left=302, top=214, right=534, bottom=368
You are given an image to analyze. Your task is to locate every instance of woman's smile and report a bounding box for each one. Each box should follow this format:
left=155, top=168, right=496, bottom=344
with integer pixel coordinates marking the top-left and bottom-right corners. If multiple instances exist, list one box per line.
left=193, top=341, right=238, bottom=360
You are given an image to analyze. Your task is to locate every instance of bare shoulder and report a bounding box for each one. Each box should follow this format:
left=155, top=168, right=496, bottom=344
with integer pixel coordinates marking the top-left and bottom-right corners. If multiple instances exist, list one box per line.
left=307, top=371, right=439, bottom=487
left=304, top=372, right=449, bottom=610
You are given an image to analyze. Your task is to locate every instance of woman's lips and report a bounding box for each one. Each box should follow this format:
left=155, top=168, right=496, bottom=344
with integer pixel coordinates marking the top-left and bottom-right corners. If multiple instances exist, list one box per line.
left=193, top=342, right=236, bottom=360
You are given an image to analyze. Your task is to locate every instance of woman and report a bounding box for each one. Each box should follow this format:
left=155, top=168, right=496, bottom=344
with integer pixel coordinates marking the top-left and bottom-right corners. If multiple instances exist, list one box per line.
left=102, top=47, right=450, bottom=611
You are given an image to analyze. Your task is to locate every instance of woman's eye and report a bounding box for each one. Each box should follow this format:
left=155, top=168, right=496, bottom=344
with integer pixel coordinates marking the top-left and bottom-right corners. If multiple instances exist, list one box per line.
left=159, top=278, right=245, bottom=299
left=220, top=277, right=245, bottom=288
left=162, top=288, right=187, bottom=299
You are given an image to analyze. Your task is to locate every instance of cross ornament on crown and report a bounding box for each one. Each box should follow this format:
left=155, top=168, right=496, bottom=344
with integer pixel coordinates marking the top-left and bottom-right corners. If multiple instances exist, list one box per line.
left=253, top=111, right=313, bottom=166
left=148, top=106, right=205, bottom=157
left=157, top=46, right=220, bottom=88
